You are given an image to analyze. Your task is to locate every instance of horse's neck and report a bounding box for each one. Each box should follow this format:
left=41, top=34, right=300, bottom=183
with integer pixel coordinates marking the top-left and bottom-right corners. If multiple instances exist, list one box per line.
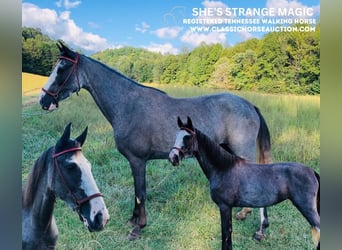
left=80, top=57, right=146, bottom=125
left=194, top=129, right=237, bottom=179
left=30, top=175, right=56, bottom=231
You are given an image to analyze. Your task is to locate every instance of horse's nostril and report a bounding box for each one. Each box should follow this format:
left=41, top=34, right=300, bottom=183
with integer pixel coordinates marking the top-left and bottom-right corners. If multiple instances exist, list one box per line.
left=95, top=212, right=103, bottom=226
left=171, top=155, right=179, bottom=166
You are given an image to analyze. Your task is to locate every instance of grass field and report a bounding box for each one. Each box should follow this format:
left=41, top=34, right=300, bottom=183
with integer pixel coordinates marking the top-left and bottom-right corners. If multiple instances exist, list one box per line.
left=22, top=73, right=320, bottom=249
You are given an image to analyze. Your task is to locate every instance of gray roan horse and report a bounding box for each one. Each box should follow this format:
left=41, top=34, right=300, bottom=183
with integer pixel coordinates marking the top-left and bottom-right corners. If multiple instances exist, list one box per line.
left=22, top=123, right=109, bottom=249
left=169, top=117, right=320, bottom=250
left=39, top=41, right=272, bottom=240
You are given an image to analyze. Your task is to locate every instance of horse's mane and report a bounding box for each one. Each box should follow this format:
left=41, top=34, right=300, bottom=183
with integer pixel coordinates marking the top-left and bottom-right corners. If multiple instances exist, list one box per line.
left=87, top=55, right=167, bottom=95
left=194, top=129, right=245, bottom=170
left=23, top=148, right=52, bottom=208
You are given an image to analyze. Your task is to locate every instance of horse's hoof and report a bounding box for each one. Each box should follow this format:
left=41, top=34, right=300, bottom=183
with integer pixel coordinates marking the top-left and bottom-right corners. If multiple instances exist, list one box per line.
left=126, top=219, right=136, bottom=228
left=235, top=207, right=253, bottom=220
left=127, top=226, right=141, bottom=241
left=126, top=216, right=140, bottom=227
left=253, top=231, right=266, bottom=241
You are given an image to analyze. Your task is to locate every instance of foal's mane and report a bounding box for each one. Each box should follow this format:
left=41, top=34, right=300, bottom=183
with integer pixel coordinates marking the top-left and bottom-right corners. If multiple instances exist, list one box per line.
left=23, top=147, right=52, bottom=208
left=194, top=128, right=245, bottom=170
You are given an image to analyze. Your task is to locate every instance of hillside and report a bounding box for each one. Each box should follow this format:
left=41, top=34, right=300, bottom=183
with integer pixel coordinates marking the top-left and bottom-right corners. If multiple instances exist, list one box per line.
left=22, top=25, right=320, bottom=95
left=22, top=72, right=48, bottom=96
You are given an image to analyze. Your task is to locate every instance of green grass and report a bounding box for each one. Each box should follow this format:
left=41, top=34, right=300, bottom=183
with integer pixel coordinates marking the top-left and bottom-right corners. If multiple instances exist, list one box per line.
left=22, top=85, right=319, bottom=250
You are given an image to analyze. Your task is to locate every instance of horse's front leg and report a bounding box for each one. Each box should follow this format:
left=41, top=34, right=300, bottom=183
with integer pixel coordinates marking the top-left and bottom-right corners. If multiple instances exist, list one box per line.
left=220, top=206, right=233, bottom=250
left=126, top=158, right=147, bottom=240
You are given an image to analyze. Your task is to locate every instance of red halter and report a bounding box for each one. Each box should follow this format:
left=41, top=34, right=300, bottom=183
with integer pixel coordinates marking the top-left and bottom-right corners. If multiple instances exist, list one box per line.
left=42, top=54, right=81, bottom=107
left=51, top=146, right=103, bottom=213
left=171, top=127, right=196, bottom=155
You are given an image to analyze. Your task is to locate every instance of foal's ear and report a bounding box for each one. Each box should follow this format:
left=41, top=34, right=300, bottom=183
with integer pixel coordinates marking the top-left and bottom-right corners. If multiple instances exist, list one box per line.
left=177, top=116, right=184, bottom=128
left=186, top=116, right=194, bottom=130
left=75, top=126, right=88, bottom=146
left=58, top=123, right=72, bottom=146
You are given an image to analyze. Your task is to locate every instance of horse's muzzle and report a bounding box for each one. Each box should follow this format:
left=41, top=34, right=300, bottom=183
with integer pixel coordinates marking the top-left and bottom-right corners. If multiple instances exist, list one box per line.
left=168, top=150, right=181, bottom=166
left=39, top=92, right=58, bottom=111
left=83, top=210, right=109, bottom=232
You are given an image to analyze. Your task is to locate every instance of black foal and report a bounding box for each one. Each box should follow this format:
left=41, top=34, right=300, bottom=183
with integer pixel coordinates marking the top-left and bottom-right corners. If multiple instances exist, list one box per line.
left=169, top=117, right=320, bottom=250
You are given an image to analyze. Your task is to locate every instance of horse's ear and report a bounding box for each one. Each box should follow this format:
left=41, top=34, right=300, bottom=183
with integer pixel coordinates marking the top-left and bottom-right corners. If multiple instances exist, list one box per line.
left=56, top=40, right=65, bottom=53
left=186, top=116, right=194, bottom=130
left=56, top=123, right=72, bottom=148
left=75, top=126, right=88, bottom=146
left=56, top=40, right=74, bottom=57
left=177, top=116, right=184, bottom=128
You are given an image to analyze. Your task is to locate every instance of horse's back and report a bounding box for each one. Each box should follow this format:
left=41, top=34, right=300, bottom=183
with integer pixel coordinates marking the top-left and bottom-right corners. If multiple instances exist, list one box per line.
left=149, top=92, right=261, bottom=160
left=261, top=162, right=319, bottom=200
left=169, top=92, right=259, bottom=135
left=177, top=92, right=257, bottom=117
left=285, top=162, right=319, bottom=193
left=116, top=91, right=262, bottom=161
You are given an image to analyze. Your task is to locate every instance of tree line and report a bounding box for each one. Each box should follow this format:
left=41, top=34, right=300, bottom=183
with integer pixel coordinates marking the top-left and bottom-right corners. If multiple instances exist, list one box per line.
left=22, top=25, right=320, bottom=94
left=22, top=27, right=60, bottom=76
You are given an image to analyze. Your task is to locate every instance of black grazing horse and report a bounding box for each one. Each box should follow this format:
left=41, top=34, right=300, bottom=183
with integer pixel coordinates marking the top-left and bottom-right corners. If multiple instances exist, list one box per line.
left=169, top=117, right=320, bottom=250
left=22, top=123, right=109, bottom=249
left=39, top=41, right=272, bottom=240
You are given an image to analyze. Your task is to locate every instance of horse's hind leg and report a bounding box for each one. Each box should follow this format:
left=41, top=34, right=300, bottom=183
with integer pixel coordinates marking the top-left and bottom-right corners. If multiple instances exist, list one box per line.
left=311, top=226, right=320, bottom=249
left=235, top=207, right=253, bottom=220
left=293, top=197, right=320, bottom=249
left=253, top=207, right=269, bottom=241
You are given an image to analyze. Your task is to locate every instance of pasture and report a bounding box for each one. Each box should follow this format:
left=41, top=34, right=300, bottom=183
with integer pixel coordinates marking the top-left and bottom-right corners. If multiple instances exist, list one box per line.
left=22, top=73, right=319, bottom=249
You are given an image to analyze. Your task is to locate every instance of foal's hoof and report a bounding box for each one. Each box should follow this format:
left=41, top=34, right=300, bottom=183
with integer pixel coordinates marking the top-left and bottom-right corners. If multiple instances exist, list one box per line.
left=127, top=226, right=141, bottom=241
left=253, top=231, right=266, bottom=241
left=126, top=219, right=136, bottom=228
left=235, top=207, right=253, bottom=220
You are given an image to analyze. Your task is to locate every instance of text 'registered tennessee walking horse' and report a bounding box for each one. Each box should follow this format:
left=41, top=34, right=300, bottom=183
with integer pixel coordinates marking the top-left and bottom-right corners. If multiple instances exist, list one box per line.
left=39, top=40, right=273, bottom=240
left=169, top=117, right=320, bottom=250
left=22, top=123, right=109, bottom=249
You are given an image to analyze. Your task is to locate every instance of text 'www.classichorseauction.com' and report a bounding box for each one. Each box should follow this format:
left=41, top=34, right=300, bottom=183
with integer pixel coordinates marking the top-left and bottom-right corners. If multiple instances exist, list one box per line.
left=183, top=7, right=318, bottom=33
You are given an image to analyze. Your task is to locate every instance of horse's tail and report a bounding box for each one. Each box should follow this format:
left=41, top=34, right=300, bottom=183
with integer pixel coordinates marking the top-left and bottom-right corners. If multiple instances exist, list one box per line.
left=254, top=106, right=272, bottom=164
left=314, top=171, right=320, bottom=215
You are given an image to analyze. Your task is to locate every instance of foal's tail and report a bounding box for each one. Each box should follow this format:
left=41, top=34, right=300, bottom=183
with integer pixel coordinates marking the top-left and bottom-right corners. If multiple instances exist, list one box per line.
left=254, top=106, right=272, bottom=164
left=314, top=171, right=320, bottom=215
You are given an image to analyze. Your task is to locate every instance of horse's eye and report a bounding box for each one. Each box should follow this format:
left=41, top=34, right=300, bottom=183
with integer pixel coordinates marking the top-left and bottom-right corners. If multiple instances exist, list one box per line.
left=183, top=135, right=192, bottom=146
left=66, top=163, right=77, bottom=170
left=57, top=66, right=66, bottom=74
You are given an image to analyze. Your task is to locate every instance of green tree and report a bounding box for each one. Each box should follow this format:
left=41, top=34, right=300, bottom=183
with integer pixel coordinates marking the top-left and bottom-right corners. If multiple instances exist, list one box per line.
left=160, top=55, right=181, bottom=84
left=22, top=27, right=59, bottom=75
left=187, top=43, right=222, bottom=86
left=208, top=57, right=234, bottom=88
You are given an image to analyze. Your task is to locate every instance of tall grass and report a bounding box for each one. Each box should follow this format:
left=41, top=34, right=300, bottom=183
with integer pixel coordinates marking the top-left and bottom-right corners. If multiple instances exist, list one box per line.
left=22, top=81, right=319, bottom=249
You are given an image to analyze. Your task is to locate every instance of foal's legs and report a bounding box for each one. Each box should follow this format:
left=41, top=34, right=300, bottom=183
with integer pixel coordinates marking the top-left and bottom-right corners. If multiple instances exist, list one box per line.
left=295, top=205, right=320, bottom=248
left=219, top=206, right=233, bottom=250
left=291, top=189, right=320, bottom=249
left=253, top=207, right=269, bottom=241
left=233, top=144, right=272, bottom=241
left=126, top=158, right=147, bottom=240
